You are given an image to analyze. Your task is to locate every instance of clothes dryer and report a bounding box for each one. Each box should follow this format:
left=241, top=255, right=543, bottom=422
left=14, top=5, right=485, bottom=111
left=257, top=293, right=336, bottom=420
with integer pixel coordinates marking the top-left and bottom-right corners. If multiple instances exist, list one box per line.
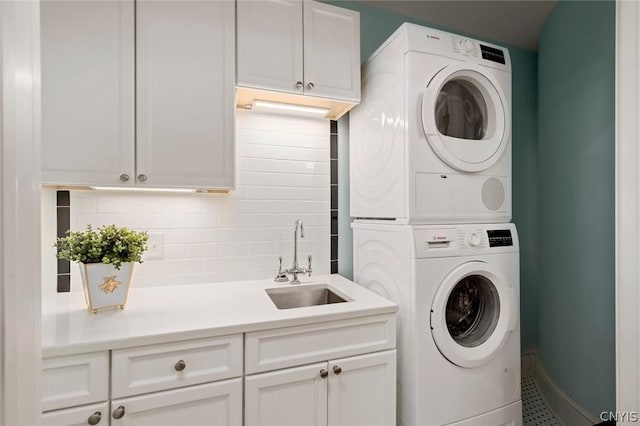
left=350, top=23, right=512, bottom=224
left=353, top=222, right=521, bottom=425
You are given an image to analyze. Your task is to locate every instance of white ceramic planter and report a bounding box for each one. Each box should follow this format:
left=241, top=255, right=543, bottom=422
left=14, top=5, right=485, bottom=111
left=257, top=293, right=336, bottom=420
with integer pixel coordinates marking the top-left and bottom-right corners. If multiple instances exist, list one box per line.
left=79, top=262, right=134, bottom=314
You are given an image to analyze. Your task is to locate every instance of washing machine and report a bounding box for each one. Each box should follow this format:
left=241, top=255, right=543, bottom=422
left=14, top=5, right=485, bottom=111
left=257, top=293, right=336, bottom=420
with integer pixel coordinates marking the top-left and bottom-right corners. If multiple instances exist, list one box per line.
left=353, top=222, right=522, bottom=426
left=350, top=23, right=512, bottom=224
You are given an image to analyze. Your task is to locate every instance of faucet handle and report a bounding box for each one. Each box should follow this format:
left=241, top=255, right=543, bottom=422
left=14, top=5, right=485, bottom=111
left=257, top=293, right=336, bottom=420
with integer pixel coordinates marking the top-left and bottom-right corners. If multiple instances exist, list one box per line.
left=274, top=256, right=289, bottom=283
left=307, top=254, right=313, bottom=277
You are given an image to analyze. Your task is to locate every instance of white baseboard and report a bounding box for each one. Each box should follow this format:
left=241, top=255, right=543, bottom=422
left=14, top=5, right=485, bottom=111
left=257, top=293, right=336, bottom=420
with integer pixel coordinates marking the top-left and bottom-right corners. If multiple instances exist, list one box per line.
left=522, top=349, right=599, bottom=426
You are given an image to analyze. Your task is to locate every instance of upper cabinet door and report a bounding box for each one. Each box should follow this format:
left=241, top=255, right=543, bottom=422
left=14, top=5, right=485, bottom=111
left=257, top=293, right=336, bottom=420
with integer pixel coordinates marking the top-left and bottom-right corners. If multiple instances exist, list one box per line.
left=41, top=0, right=135, bottom=187
left=136, top=0, right=235, bottom=189
left=236, top=0, right=304, bottom=95
left=303, top=1, right=360, bottom=102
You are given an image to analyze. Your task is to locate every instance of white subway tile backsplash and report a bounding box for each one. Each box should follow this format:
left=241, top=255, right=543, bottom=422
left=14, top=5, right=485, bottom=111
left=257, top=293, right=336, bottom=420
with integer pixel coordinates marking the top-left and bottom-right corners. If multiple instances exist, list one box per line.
left=166, top=229, right=203, bottom=244
left=202, top=229, right=234, bottom=242
left=186, top=243, right=218, bottom=258
left=236, top=142, right=262, bottom=158
left=184, top=214, right=218, bottom=228
left=164, top=244, right=187, bottom=260
left=170, top=259, right=203, bottom=274
left=58, top=112, right=329, bottom=291
left=202, top=257, right=235, bottom=273
left=261, top=145, right=319, bottom=161
left=218, top=242, right=249, bottom=257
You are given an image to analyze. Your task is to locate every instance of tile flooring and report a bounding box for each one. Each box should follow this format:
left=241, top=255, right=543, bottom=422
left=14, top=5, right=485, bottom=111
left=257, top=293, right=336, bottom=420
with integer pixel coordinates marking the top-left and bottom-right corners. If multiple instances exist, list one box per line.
left=522, top=376, right=562, bottom=426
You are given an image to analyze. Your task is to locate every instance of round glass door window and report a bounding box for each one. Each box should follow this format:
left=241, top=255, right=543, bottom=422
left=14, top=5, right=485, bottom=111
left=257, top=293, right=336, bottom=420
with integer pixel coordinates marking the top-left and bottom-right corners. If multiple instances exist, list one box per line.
left=445, top=274, right=500, bottom=348
left=435, top=79, right=488, bottom=140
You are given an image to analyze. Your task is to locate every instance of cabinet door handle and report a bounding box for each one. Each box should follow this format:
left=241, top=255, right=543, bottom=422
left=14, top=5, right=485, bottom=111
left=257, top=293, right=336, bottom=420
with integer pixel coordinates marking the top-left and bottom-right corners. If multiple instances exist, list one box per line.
left=295, top=81, right=304, bottom=89
left=119, top=174, right=130, bottom=182
left=87, top=411, right=102, bottom=425
left=306, top=82, right=315, bottom=90
left=333, top=365, right=342, bottom=375
left=112, top=406, right=125, bottom=420
left=320, top=369, right=328, bottom=378
left=137, top=174, right=148, bottom=183
left=175, top=359, right=186, bottom=372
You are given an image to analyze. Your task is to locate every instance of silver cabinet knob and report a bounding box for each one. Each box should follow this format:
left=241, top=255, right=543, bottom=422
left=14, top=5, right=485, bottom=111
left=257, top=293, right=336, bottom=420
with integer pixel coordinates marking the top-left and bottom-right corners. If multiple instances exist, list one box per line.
left=306, top=82, right=315, bottom=90
left=175, top=359, right=186, bottom=372
left=320, top=369, right=328, bottom=378
left=137, top=174, right=148, bottom=183
left=333, top=365, right=342, bottom=375
left=119, top=174, right=129, bottom=182
left=112, top=406, right=125, bottom=420
left=295, top=81, right=304, bottom=89
left=87, top=411, right=102, bottom=425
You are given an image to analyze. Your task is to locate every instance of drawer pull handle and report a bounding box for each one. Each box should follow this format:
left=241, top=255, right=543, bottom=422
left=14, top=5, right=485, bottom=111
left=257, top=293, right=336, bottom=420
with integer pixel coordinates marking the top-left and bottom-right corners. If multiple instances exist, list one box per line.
left=112, top=406, right=125, bottom=420
left=175, top=359, right=186, bottom=372
left=333, top=365, right=342, bottom=375
left=320, top=369, right=328, bottom=378
left=87, top=411, right=102, bottom=425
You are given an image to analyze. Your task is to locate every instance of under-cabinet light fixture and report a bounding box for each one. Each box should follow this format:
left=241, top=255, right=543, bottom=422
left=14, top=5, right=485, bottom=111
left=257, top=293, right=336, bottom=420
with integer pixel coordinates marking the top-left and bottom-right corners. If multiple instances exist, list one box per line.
left=250, top=100, right=329, bottom=119
left=91, top=186, right=196, bottom=193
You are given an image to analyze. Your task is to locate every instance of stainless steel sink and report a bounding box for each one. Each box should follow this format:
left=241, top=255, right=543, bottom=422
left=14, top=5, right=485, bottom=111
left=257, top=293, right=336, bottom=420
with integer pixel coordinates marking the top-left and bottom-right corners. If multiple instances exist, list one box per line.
left=266, top=284, right=351, bottom=310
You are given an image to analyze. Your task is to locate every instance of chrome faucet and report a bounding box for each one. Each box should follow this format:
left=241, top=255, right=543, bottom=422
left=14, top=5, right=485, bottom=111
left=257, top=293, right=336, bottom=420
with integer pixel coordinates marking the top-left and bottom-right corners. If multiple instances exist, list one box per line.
left=274, top=220, right=312, bottom=284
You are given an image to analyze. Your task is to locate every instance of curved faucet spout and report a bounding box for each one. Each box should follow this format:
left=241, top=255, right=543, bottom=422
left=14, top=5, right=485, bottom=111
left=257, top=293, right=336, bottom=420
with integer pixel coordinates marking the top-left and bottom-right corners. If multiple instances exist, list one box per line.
left=276, top=219, right=312, bottom=284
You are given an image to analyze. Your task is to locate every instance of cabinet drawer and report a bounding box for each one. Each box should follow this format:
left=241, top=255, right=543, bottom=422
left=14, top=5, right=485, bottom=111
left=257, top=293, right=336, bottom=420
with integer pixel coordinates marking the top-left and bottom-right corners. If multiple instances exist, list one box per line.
left=42, top=401, right=109, bottom=426
left=42, top=352, right=109, bottom=412
left=245, top=314, right=395, bottom=374
left=112, top=335, right=243, bottom=398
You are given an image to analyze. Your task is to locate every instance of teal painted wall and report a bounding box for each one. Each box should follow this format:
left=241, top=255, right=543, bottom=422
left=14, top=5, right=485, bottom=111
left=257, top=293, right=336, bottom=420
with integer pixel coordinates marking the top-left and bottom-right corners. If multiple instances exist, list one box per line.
left=327, top=1, right=540, bottom=351
left=537, top=0, right=615, bottom=417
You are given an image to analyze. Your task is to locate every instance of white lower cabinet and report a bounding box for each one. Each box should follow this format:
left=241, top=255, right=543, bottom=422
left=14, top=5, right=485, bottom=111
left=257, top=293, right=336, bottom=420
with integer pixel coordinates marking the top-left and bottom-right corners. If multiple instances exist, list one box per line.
left=245, top=362, right=328, bottom=426
left=110, top=379, right=242, bottom=426
left=42, top=402, right=110, bottom=426
left=245, top=350, right=397, bottom=426
left=42, top=316, right=396, bottom=426
left=327, top=351, right=397, bottom=426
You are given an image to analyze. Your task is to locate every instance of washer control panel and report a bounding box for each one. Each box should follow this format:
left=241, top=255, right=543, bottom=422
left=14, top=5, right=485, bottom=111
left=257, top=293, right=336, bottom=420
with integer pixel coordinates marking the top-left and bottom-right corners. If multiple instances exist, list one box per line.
left=412, top=224, right=517, bottom=258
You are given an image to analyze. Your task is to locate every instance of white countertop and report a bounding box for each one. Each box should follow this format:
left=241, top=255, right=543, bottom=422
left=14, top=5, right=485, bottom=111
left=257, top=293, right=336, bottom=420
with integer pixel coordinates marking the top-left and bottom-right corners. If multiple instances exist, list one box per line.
left=42, top=274, right=397, bottom=358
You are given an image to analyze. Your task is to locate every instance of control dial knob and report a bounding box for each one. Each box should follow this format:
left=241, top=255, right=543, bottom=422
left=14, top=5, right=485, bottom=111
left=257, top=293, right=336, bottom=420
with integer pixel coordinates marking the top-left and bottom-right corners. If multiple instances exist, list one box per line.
left=467, top=232, right=481, bottom=247
left=462, top=39, right=475, bottom=54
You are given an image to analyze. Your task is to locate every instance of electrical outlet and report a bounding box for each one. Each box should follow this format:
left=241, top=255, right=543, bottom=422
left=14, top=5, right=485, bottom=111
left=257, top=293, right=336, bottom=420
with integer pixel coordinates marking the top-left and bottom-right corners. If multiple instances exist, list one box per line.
left=145, top=232, right=164, bottom=260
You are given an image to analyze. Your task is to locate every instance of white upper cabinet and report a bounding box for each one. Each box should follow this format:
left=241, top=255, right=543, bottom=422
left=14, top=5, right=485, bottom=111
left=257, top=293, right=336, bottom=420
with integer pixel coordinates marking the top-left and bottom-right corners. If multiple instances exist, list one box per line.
left=236, top=0, right=360, bottom=118
left=236, top=0, right=304, bottom=95
left=136, top=0, right=235, bottom=189
left=303, top=1, right=361, bottom=102
left=41, top=0, right=235, bottom=190
left=41, top=0, right=135, bottom=187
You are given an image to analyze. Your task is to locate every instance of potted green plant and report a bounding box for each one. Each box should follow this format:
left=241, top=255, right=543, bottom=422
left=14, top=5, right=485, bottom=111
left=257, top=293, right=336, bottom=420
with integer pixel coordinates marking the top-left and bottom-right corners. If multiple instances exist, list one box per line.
left=55, top=225, right=149, bottom=314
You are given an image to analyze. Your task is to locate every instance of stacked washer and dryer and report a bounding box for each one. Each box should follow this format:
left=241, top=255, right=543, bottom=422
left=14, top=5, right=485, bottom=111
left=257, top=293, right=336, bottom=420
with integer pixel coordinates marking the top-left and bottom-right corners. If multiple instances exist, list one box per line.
left=350, top=24, right=522, bottom=426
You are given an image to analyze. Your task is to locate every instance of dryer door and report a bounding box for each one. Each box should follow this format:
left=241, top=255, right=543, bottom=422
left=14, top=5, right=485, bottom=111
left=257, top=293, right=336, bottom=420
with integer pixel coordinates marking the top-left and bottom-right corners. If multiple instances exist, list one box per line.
left=421, top=64, right=509, bottom=172
left=430, top=261, right=517, bottom=368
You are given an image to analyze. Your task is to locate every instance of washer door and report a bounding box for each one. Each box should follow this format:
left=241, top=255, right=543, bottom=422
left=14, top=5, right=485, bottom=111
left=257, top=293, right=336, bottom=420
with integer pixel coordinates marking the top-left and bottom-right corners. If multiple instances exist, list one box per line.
left=421, top=64, right=509, bottom=172
left=430, top=261, right=517, bottom=368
